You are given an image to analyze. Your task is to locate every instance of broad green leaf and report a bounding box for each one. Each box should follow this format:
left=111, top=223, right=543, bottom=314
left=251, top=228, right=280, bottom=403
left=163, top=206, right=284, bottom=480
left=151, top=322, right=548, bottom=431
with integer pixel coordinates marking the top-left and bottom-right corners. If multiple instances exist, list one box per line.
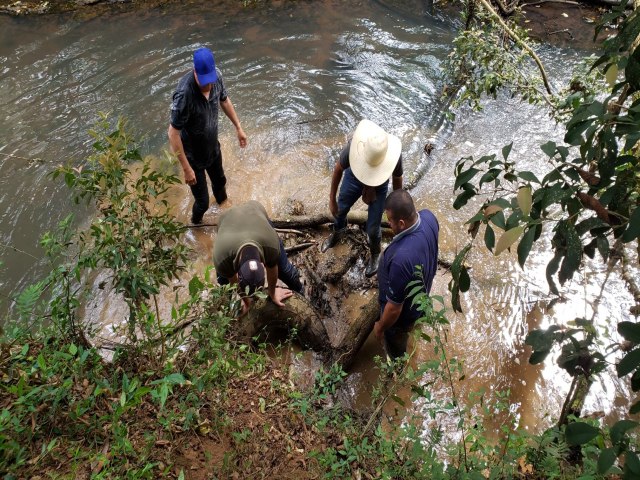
left=517, top=226, right=536, bottom=268
left=502, top=142, right=513, bottom=160
left=565, top=421, right=600, bottom=445
left=626, top=451, right=640, bottom=474
left=618, top=322, right=640, bottom=343
left=517, top=186, right=532, bottom=217
left=606, top=63, right=619, bottom=87
left=529, top=349, right=551, bottom=365
left=454, top=167, right=480, bottom=190
left=610, top=420, right=638, bottom=445
left=484, top=225, right=495, bottom=252
left=518, top=171, right=541, bottom=184
left=558, top=222, right=582, bottom=285
left=626, top=46, right=640, bottom=92
left=617, top=348, right=640, bottom=378
left=597, top=447, right=617, bottom=474
left=459, top=266, right=470, bottom=293
left=622, top=207, right=640, bottom=242
left=630, top=399, right=640, bottom=414
left=494, top=226, right=524, bottom=256
left=540, top=141, right=556, bottom=158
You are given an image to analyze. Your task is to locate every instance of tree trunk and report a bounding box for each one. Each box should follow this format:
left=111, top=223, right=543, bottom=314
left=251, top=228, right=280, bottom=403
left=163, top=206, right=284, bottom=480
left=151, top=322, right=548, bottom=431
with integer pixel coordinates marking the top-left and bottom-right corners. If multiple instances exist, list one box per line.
left=328, top=295, right=380, bottom=370
left=239, top=294, right=331, bottom=353
left=242, top=293, right=380, bottom=371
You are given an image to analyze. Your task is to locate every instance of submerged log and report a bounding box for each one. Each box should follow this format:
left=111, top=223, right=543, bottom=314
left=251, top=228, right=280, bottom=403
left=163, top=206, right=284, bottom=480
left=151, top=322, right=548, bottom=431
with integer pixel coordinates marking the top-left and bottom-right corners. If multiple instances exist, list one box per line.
left=239, top=294, right=331, bottom=353
left=243, top=293, right=380, bottom=370
left=271, top=211, right=390, bottom=229
left=187, top=211, right=390, bottom=229
left=329, top=295, right=379, bottom=370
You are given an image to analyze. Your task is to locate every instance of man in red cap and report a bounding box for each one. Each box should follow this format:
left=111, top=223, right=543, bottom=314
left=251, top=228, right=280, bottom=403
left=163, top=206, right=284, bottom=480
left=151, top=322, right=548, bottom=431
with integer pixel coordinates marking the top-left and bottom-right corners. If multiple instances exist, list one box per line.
left=168, top=47, right=247, bottom=224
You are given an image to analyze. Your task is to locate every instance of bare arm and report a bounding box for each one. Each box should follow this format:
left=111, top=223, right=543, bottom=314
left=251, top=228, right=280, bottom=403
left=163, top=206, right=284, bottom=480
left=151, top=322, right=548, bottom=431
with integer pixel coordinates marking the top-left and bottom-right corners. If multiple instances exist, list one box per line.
left=328, top=162, right=344, bottom=217
left=265, top=265, right=292, bottom=307
left=392, top=175, right=403, bottom=191
left=167, top=125, right=196, bottom=185
left=220, top=97, right=247, bottom=148
left=373, top=301, right=403, bottom=341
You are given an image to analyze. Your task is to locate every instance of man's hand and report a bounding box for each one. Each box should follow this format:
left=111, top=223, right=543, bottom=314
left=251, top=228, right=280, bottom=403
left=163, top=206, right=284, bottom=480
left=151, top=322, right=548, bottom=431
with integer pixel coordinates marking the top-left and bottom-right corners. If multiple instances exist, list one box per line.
left=237, top=127, right=247, bottom=148
left=373, top=320, right=385, bottom=342
left=270, top=286, right=293, bottom=307
left=329, top=196, right=338, bottom=217
left=239, top=296, right=252, bottom=317
left=183, top=165, right=196, bottom=186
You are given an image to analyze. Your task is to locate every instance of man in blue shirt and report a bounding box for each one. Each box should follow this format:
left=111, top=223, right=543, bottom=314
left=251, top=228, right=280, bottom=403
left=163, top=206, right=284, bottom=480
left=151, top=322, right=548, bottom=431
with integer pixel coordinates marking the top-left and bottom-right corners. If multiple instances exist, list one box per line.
left=374, top=190, right=439, bottom=359
left=168, top=47, right=247, bottom=224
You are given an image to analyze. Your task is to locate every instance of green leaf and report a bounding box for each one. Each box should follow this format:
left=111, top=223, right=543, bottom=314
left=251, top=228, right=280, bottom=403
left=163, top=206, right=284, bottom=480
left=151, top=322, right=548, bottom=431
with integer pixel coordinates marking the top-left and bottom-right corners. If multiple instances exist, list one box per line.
left=529, top=349, right=551, bottom=364
left=517, top=186, right=532, bottom=217
left=494, top=226, right=524, bottom=256
left=188, top=275, right=204, bottom=297
left=626, top=451, right=640, bottom=474
left=618, top=322, right=640, bottom=343
left=453, top=189, right=476, bottom=210
left=540, top=141, right=556, bottom=158
left=622, top=207, right=640, bottom=242
left=617, top=348, right=640, bottom=378
left=454, top=167, right=480, bottom=190
left=484, top=225, right=495, bottom=252
left=517, top=226, right=536, bottom=268
left=69, top=344, right=78, bottom=356
left=597, top=447, right=617, bottom=474
left=630, top=399, right=640, bottom=414
left=558, top=222, right=582, bottom=285
left=517, top=171, right=541, bottom=184
left=459, top=266, right=470, bottom=293
left=606, top=64, right=619, bottom=87
left=502, top=142, right=513, bottom=160
left=597, top=235, right=610, bottom=262
left=565, top=421, right=600, bottom=446
left=626, top=45, right=640, bottom=92
left=610, top=420, right=638, bottom=445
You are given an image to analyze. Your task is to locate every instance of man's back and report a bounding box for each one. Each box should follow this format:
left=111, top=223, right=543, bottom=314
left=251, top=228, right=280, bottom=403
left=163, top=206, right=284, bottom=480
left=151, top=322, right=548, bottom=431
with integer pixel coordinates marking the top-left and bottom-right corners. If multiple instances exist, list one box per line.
left=213, top=201, right=280, bottom=278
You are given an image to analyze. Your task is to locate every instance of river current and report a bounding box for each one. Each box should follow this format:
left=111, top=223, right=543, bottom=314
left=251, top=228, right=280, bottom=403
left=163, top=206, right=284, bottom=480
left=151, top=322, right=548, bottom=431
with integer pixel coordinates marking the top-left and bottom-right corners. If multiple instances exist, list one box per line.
left=0, top=0, right=636, bottom=431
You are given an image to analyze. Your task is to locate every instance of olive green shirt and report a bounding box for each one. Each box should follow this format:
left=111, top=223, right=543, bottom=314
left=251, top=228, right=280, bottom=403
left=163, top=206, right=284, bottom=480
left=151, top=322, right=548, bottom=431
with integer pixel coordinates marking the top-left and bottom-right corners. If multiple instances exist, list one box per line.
left=213, top=201, right=280, bottom=279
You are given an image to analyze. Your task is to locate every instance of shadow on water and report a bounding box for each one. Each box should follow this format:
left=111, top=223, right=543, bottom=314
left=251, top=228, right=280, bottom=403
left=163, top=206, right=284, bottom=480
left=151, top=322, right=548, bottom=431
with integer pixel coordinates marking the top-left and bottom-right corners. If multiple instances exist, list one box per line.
left=0, top=0, right=637, bottom=437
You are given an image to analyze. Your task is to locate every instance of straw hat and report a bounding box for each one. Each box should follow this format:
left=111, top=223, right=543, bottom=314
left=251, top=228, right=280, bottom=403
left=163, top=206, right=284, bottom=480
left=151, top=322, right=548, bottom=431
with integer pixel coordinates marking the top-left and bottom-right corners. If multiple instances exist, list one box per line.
left=349, top=119, right=401, bottom=187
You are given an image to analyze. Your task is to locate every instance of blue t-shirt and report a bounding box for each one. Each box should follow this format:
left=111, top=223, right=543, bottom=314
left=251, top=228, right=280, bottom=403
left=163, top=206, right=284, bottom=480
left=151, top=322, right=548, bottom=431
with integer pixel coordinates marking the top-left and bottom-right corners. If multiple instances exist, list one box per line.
left=378, top=209, right=439, bottom=327
left=170, top=70, right=228, bottom=169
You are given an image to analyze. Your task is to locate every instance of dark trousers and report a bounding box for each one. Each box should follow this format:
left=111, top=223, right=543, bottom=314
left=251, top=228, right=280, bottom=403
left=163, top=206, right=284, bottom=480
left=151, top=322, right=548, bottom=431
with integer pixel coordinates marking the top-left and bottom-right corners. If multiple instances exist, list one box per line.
left=334, top=168, right=388, bottom=246
left=218, top=236, right=303, bottom=294
left=380, top=306, right=415, bottom=359
left=189, top=144, right=226, bottom=222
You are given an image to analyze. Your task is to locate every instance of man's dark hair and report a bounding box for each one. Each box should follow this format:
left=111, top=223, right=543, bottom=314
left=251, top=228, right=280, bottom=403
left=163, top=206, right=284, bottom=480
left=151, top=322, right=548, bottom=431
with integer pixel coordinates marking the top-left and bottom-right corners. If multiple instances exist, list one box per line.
left=384, top=189, right=417, bottom=221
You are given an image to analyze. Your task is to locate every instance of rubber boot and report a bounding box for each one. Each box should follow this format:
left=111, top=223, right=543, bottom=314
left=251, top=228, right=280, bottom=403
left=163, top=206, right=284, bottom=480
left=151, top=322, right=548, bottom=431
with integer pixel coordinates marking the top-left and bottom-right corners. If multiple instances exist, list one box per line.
left=321, top=228, right=345, bottom=253
left=365, top=240, right=381, bottom=278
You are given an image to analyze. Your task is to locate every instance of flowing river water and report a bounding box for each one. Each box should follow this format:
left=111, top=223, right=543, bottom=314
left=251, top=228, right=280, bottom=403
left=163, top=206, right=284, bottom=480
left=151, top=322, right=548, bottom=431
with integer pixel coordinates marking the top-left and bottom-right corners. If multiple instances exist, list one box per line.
left=1, top=0, right=637, bottom=434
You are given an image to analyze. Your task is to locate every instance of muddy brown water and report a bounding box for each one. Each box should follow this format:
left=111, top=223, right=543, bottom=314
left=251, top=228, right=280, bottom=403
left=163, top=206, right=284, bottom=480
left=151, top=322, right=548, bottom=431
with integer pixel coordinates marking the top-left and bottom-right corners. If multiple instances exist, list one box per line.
left=1, top=0, right=637, bottom=436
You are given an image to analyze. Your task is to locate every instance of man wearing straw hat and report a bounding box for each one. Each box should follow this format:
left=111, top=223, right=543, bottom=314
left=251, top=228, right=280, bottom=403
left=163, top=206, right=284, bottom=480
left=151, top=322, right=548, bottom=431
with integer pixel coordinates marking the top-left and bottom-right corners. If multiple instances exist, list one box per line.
left=321, top=119, right=403, bottom=278
left=168, top=47, right=247, bottom=225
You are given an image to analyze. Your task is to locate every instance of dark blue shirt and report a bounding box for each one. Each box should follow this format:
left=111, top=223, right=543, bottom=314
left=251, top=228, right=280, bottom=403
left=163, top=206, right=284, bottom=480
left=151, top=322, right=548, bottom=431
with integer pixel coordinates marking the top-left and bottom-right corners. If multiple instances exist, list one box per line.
left=378, top=209, right=439, bottom=327
left=170, top=70, right=227, bottom=169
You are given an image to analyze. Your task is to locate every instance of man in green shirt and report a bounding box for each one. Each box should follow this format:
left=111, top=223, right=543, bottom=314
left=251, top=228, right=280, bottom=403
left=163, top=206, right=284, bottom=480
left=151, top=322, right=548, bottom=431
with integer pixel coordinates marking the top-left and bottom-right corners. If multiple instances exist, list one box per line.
left=213, top=201, right=303, bottom=312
